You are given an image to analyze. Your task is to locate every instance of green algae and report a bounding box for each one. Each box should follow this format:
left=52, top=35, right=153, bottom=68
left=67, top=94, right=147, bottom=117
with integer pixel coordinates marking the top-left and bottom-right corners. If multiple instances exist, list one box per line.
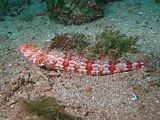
left=94, top=31, right=138, bottom=60
left=155, top=0, right=160, bottom=3
left=49, top=31, right=138, bottom=60
left=44, top=0, right=104, bottom=25
left=49, top=33, right=90, bottom=53
left=19, top=96, right=82, bottom=120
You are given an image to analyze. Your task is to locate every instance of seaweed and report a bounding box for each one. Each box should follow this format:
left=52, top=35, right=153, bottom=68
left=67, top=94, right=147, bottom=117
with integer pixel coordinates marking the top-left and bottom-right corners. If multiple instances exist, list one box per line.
left=49, top=33, right=90, bottom=53
left=69, top=33, right=90, bottom=53
left=49, top=31, right=139, bottom=60
left=93, top=31, right=138, bottom=60
left=155, top=0, right=160, bottom=3
left=0, top=0, right=31, bottom=17
left=19, top=96, right=82, bottom=120
left=44, top=0, right=104, bottom=25
left=0, top=0, right=9, bottom=15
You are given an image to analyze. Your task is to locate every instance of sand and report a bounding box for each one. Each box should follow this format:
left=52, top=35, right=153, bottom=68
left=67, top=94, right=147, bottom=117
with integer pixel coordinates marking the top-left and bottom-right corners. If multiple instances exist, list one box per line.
left=0, top=0, right=160, bottom=120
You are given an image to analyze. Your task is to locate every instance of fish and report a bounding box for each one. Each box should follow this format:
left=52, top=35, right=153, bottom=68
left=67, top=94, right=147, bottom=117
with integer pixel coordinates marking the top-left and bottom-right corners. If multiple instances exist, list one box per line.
left=19, top=43, right=143, bottom=75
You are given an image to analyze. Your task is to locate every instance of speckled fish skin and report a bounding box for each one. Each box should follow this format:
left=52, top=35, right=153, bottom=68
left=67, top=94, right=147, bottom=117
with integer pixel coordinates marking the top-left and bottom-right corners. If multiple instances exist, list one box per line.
left=19, top=43, right=143, bottom=75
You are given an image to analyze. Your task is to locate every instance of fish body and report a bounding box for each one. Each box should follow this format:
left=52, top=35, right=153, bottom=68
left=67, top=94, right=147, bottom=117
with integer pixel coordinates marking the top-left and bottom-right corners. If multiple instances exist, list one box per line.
left=19, top=43, right=143, bottom=75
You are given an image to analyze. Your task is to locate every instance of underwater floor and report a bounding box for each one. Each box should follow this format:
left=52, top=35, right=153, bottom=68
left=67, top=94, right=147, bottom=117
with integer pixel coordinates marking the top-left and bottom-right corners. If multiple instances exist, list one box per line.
left=0, top=0, right=160, bottom=120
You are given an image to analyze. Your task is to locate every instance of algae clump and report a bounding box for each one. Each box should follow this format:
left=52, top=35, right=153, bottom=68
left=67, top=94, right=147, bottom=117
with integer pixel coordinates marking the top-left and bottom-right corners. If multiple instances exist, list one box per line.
left=19, top=96, right=82, bottom=120
left=49, top=33, right=90, bottom=53
left=49, top=31, right=138, bottom=60
left=44, top=0, right=104, bottom=25
left=94, top=31, right=138, bottom=60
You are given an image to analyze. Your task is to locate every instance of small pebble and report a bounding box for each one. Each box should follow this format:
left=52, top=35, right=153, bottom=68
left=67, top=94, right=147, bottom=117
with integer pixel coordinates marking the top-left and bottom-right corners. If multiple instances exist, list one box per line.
left=84, top=86, right=93, bottom=93
left=131, top=93, right=139, bottom=100
left=138, top=12, right=144, bottom=15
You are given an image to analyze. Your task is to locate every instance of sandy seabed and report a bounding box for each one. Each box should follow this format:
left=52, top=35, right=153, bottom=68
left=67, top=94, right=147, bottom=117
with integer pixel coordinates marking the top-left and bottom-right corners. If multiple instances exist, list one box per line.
left=0, top=0, right=160, bottom=120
